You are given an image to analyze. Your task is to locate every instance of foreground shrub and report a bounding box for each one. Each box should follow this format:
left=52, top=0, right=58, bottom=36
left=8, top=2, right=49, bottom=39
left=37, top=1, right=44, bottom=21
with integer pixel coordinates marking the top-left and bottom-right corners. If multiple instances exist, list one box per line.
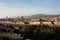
left=23, top=25, right=60, bottom=40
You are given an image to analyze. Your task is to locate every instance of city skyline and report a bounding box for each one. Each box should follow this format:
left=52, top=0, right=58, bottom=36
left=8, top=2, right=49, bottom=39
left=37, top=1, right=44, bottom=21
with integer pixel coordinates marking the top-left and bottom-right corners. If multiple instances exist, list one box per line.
left=0, top=0, right=60, bottom=18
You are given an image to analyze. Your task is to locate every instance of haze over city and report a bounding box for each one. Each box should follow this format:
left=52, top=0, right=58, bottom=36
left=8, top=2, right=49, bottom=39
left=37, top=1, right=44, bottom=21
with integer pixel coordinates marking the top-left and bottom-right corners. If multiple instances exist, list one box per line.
left=0, top=0, right=60, bottom=18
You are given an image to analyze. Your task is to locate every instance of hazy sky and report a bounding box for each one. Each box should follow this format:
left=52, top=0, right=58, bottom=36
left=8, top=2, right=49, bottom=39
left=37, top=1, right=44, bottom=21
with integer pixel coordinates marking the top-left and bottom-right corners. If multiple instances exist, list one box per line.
left=0, top=0, right=60, bottom=18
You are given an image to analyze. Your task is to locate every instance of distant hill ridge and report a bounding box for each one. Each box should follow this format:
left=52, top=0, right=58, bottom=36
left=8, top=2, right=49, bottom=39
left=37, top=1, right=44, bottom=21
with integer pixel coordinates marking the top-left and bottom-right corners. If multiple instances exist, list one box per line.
left=28, top=14, right=60, bottom=18
left=9, top=14, right=60, bottom=19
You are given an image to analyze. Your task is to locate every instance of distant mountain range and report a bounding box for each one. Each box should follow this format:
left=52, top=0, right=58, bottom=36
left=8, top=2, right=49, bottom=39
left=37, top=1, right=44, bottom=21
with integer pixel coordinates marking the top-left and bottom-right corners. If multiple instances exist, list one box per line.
left=28, top=14, right=60, bottom=18
left=9, top=14, right=60, bottom=19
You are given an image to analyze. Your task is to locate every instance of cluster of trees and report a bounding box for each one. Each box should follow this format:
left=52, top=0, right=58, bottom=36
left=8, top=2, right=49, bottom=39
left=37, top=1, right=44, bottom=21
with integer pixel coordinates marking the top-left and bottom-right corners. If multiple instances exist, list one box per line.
left=0, top=23, right=60, bottom=40
left=0, top=36, right=10, bottom=40
left=0, top=23, right=24, bottom=40
left=23, top=25, right=60, bottom=40
left=0, top=23, right=24, bottom=34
